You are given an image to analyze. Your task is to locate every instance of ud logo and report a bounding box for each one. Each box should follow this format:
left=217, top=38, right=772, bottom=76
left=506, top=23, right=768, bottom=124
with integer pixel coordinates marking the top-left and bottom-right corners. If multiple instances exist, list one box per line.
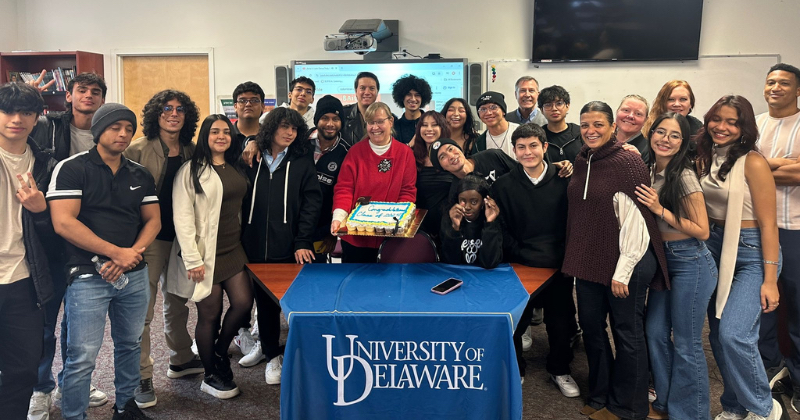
left=324, top=334, right=373, bottom=406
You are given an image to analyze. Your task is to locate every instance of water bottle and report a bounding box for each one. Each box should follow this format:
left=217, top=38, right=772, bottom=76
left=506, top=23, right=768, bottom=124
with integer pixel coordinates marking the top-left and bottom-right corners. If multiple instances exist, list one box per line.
left=91, top=256, right=129, bottom=290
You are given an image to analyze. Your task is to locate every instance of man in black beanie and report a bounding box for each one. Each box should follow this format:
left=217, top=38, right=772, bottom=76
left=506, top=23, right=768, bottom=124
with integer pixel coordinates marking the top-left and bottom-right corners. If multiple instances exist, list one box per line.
left=307, top=95, right=349, bottom=262
left=475, top=91, right=519, bottom=158
left=47, top=103, right=160, bottom=420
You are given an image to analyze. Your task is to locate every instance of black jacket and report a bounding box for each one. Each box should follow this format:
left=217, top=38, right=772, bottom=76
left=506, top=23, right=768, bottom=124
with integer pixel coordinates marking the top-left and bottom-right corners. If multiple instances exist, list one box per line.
left=30, top=112, right=73, bottom=162
left=22, top=138, right=58, bottom=306
left=543, top=123, right=583, bottom=163
left=491, top=162, right=569, bottom=268
left=341, top=104, right=365, bottom=147
left=241, top=151, right=323, bottom=263
left=306, top=132, right=349, bottom=242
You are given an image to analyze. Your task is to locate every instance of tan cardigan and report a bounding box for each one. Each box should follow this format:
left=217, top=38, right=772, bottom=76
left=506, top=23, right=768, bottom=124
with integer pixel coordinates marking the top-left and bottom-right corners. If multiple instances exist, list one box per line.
left=123, top=136, right=195, bottom=193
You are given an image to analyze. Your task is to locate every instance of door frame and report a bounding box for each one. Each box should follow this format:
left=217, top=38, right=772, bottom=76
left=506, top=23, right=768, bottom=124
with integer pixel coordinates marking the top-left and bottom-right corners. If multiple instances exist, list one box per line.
left=111, top=48, right=216, bottom=112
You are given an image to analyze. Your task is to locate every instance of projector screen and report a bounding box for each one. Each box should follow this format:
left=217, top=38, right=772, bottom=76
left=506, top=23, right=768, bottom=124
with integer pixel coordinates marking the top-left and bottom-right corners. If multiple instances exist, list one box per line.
left=291, top=59, right=468, bottom=116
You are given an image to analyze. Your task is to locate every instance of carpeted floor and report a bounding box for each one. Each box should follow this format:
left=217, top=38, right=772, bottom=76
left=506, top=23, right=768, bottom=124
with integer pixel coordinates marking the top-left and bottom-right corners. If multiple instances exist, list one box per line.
left=44, top=288, right=798, bottom=420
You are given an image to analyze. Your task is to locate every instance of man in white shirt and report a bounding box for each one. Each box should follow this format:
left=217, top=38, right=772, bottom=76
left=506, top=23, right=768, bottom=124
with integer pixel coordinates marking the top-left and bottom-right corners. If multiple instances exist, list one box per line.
left=0, top=82, right=53, bottom=420
left=756, top=63, right=800, bottom=412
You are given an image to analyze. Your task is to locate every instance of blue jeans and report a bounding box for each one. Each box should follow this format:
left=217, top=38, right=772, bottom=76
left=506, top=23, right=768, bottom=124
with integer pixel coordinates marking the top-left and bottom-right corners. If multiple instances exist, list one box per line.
left=646, top=238, right=717, bottom=419
left=706, top=225, right=781, bottom=417
left=60, top=268, right=149, bottom=420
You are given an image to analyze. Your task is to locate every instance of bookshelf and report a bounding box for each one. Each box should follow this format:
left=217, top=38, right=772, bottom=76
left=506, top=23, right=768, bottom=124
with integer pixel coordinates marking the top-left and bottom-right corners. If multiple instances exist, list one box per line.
left=0, top=51, right=104, bottom=113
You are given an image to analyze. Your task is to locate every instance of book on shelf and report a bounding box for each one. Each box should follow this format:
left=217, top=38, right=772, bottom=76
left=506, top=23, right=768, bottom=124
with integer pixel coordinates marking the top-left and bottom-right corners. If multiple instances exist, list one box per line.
left=6, top=67, right=77, bottom=92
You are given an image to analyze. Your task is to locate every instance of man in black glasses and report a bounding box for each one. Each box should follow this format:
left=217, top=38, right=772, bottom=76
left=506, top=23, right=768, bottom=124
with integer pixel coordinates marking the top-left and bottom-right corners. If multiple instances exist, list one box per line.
left=123, top=90, right=202, bottom=409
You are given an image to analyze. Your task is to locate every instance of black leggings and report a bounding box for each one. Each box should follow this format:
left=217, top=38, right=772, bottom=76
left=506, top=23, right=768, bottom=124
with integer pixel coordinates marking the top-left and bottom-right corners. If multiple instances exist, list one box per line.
left=195, top=270, right=253, bottom=373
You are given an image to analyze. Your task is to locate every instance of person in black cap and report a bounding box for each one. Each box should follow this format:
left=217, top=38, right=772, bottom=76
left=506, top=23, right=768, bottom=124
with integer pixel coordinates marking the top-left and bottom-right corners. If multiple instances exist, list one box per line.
left=431, top=137, right=517, bottom=185
left=48, top=103, right=159, bottom=420
left=475, top=91, right=519, bottom=158
left=307, top=95, right=349, bottom=262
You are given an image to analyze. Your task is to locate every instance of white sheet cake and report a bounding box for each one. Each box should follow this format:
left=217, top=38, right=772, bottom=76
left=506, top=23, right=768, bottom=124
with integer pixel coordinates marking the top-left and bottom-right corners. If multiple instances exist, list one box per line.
left=346, top=201, right=416, bottom=234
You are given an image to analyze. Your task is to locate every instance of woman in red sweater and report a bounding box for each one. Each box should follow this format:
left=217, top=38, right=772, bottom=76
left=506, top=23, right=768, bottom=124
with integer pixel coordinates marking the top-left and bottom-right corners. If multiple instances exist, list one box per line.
left=330, top=102, right=417, bottom=262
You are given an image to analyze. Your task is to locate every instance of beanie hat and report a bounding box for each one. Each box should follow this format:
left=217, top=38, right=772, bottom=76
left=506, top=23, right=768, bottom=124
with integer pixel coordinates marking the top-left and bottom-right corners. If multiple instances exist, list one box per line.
left=314, top=95, right=344, bottom=127
left=429, top=138, right=462, bottom=172
left=475, top=91, right=507, bottom=115
left=91, top=103, right=137, bottom=143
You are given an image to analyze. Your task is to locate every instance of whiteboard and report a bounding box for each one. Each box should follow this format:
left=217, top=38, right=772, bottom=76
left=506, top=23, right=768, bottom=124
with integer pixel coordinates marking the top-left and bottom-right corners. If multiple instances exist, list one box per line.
left=486, top=55, right=780, bottom=123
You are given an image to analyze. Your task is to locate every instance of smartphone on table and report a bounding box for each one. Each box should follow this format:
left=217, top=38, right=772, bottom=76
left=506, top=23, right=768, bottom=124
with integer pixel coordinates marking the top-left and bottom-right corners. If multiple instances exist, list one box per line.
left=431, top=278, right=463, bottom=295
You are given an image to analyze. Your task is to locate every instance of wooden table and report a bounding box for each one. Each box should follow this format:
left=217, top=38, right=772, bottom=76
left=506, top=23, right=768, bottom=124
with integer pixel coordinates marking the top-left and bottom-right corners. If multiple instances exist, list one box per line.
left=246, top=263, right=557, bottom=304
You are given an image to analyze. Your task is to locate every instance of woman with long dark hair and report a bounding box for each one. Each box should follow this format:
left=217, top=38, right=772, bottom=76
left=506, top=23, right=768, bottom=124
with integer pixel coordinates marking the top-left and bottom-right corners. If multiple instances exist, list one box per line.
left=171, top=114, right=251, bottom=398
left=562, top=101, right=669, bottom=420
left=441, top=98, right=478, bottom=156
left=696, top=95, right=783, bottom=420
left=410, top=110, right=455, bottom=237
left=634, top=112, right=715, bottom=419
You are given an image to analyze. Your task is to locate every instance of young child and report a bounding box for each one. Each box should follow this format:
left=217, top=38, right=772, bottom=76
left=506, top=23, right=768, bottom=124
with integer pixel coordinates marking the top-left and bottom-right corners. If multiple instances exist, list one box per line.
left=440, top=173, right=502, bottom=269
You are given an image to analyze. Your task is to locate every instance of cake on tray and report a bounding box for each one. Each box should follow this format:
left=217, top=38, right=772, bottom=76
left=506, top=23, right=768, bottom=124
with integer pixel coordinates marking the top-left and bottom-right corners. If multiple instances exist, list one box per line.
left=346, top=201, right=416, bottom=235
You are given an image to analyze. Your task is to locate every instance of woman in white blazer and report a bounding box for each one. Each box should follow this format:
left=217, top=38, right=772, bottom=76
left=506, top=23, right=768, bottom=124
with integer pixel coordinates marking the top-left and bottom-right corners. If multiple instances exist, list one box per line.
left=170, top=114, right=251, bottom=399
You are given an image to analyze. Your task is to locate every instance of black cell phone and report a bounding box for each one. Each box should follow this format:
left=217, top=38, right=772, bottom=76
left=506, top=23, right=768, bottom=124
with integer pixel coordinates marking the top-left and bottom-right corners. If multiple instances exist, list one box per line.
left=431, top=278, right=463, bottom=295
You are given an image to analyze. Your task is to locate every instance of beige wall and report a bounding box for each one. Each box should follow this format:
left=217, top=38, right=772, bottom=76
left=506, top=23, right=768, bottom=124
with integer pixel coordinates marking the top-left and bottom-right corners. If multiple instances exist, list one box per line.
left=0, top=0, right=17, bottom=52
left=6, top=0, right=800, bottom=110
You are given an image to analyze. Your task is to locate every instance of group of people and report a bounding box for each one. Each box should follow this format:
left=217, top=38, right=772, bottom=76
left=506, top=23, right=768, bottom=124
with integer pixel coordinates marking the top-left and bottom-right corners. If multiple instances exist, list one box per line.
left=0, top=62, right=798, bottom=420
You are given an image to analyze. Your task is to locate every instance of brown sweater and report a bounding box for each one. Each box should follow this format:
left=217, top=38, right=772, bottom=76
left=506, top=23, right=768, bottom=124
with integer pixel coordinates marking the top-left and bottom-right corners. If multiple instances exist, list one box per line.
left=561, top=140, right=669, bottom=291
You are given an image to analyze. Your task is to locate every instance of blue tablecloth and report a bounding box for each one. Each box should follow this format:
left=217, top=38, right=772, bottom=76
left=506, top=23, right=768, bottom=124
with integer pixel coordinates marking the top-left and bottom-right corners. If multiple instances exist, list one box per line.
left=279, top=263, right=529, bottom=420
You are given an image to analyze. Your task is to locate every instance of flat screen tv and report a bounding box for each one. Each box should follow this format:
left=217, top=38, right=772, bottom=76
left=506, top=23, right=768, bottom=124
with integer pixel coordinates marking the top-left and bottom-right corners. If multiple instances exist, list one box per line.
left=532, top=0, right=703, bottom=63
left=291, top=59, right=467, bottom=116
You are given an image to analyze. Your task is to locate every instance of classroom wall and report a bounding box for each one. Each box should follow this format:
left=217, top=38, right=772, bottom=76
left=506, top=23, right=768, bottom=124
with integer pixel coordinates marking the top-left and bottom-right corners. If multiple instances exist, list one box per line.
left=10, top=0, right=800, bottom=109
left=0, top=0, right=18, bottom=52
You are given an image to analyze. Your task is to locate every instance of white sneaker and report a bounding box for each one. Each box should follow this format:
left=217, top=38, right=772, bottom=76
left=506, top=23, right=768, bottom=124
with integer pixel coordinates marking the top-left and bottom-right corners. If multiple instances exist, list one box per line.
left=28, top=391, right=52, bottom=420
left=744, top=398, right=783, bottom=420
left=521, top=326, right=532, bottom=352
left=234, top=328, right=256, bottom=355
left=239, top=340, right=266, bottom=367
left=715, top=411, right=747, bottom=420
left=52, top=384, right=108, bottom=407
left=265, top=355, right=283, bottom=385
left=551, top=374, right=580, bottom=398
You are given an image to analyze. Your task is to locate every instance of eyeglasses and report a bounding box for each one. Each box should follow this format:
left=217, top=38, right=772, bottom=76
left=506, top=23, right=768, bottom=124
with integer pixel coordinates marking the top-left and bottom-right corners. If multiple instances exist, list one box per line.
left=367, top=118, right=389, bottom=127
left=478, top=104, right=500, bottom=114
left=162, top=105, right=186, bottom=114
left=543, top=101, right=566, bottom=110
left=293, top=87, right=314, bottom=95
left=653, top=128, right=683, bottom=142
left=236, top=98, right=262, bottom=105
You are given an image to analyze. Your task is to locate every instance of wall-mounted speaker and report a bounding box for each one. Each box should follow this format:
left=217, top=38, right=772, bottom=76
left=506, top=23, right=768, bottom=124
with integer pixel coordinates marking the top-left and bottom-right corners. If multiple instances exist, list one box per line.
left=468, top=62, right=483, bottom=106
left=275, top=66, right=289, bottom=102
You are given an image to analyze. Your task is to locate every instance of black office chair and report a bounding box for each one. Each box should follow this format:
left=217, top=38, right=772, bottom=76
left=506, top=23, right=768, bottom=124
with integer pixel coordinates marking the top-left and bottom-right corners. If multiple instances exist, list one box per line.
left=377, top=231, right=439, bottom=263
